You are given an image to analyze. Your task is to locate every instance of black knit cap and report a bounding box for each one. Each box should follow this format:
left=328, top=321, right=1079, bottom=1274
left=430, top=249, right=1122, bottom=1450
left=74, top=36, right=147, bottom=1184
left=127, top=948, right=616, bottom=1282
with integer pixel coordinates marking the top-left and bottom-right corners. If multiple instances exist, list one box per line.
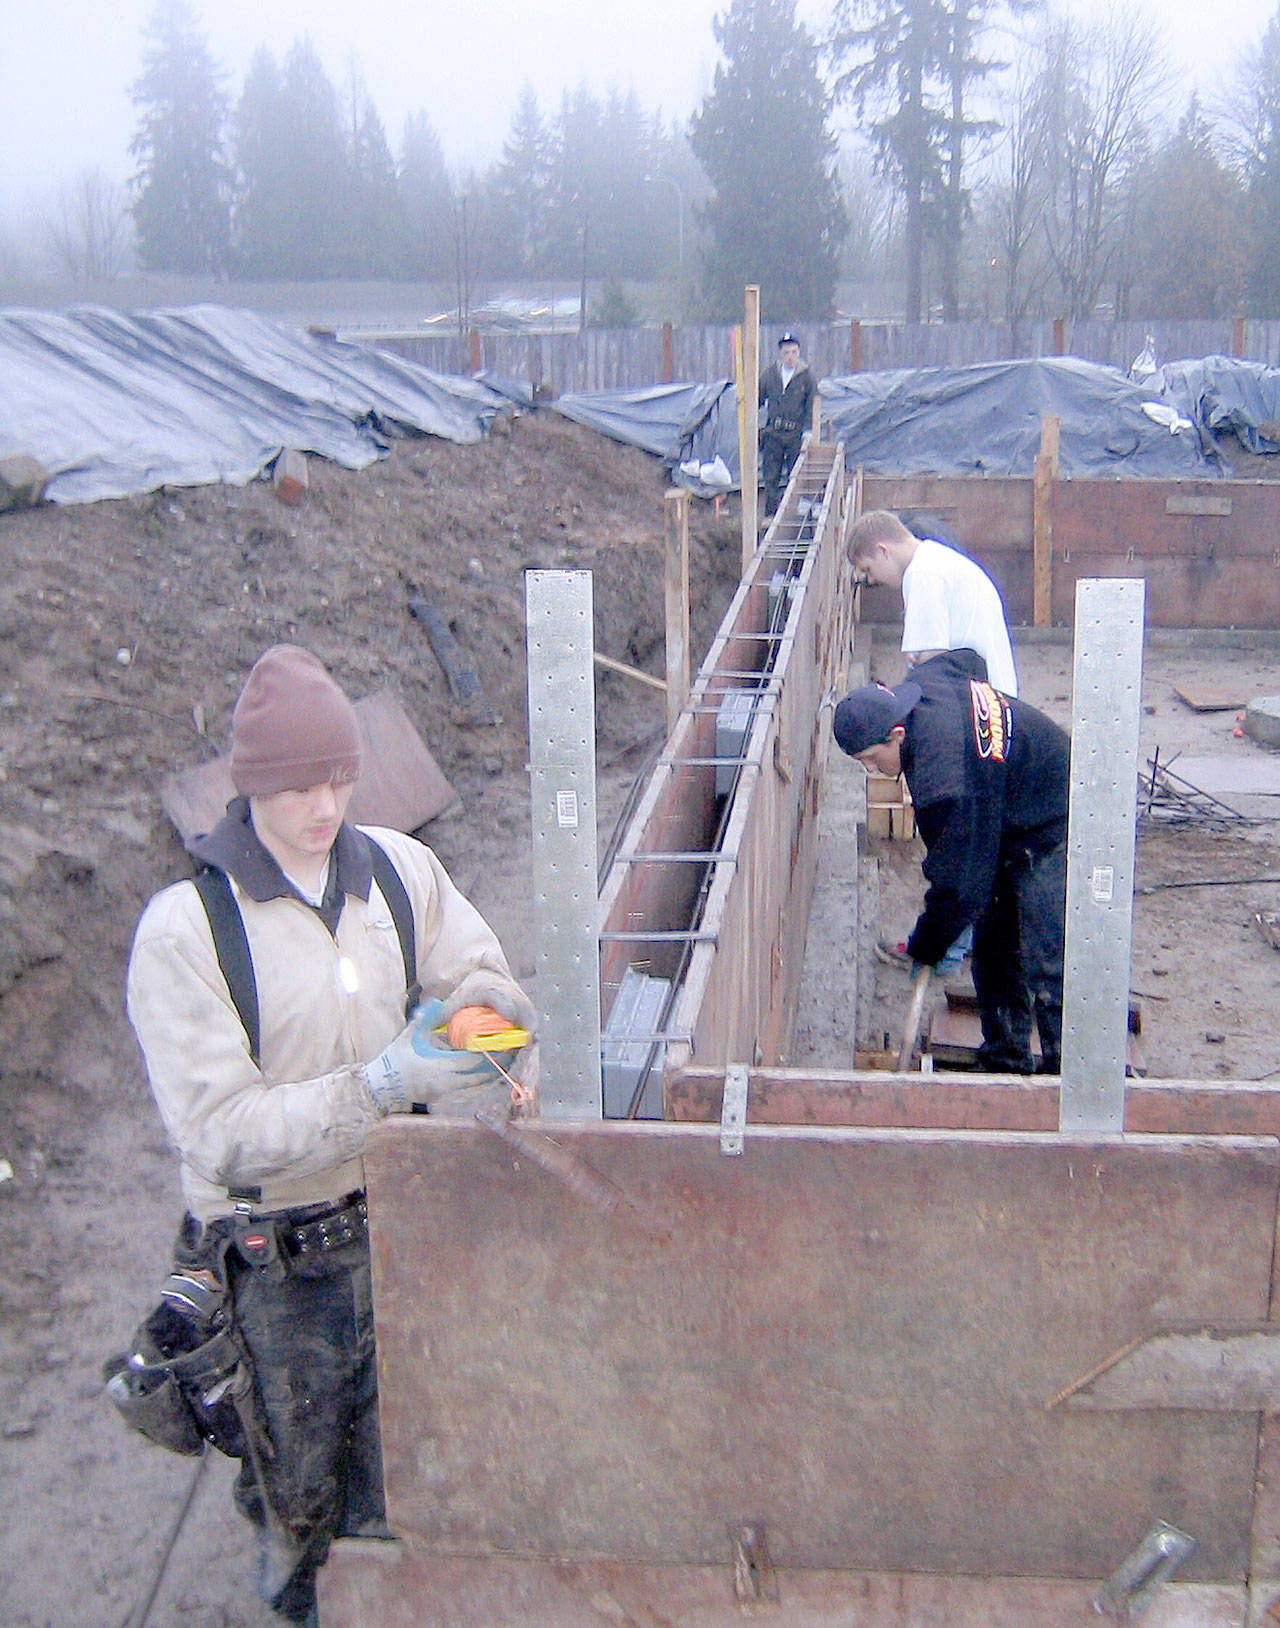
left=230, top=645, right=361, bottom=795
left=832, top=680, right=921, bottom=757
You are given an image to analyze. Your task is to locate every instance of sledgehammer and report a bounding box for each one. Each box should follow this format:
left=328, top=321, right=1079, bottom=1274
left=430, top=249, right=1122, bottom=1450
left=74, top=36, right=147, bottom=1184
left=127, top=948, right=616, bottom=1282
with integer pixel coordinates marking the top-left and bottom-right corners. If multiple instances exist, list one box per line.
left=896, top=962, right=932, bottom=1071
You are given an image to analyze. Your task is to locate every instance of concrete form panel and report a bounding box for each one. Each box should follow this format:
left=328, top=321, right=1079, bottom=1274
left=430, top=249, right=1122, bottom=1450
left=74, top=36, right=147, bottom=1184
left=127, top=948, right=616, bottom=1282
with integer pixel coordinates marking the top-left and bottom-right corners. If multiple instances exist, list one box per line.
left=320, top=1542, right=1246, bottom=1627
left=664, top=1065, right=1280, bottom=1137
left=860, top=474, right=1280, bottom=629
left=365, top=1118, right=1278, bottom=1582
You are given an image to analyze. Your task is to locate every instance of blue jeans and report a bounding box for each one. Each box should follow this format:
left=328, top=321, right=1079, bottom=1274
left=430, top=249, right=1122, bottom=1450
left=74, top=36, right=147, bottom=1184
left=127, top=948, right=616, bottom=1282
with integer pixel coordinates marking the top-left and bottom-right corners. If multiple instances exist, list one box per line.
left=229, top=1238, right=384, bottom=1622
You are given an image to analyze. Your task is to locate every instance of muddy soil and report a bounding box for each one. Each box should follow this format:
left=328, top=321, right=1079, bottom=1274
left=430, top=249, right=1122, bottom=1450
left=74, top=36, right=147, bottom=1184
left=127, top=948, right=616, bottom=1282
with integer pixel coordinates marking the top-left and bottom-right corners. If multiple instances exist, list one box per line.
left=5, top=411, right=1280, bottom=1626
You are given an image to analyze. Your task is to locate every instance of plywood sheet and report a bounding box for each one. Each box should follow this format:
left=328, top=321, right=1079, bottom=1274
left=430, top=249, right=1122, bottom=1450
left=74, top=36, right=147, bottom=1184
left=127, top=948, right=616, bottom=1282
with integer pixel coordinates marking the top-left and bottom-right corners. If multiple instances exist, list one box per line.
left=365, top=1119, right=1277, bottom=1581
left=159, top=688, right=458, bottom=841
left=1176, top=684, right=1250, bottom=712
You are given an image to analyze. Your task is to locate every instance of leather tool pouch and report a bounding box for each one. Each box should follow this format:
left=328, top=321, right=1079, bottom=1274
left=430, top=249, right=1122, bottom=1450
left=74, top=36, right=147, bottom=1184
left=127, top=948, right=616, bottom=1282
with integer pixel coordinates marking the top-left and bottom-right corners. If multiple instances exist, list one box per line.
left=103, top=1268, right=246, bottom=1457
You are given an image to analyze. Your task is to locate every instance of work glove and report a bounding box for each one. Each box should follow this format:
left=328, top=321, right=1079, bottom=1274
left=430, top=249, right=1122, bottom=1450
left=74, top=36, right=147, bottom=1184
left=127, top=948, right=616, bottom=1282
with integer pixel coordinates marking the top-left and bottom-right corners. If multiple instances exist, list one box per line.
left=440, top=970, right=537, bottom=1040
left=360, top=997, right=489, bottom=1116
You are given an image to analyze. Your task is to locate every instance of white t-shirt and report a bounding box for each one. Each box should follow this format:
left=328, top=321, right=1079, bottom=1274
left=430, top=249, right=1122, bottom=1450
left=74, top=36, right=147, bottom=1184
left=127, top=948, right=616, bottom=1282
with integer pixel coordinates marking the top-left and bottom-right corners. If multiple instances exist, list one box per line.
left=900, top=537, right=1019, bottom=695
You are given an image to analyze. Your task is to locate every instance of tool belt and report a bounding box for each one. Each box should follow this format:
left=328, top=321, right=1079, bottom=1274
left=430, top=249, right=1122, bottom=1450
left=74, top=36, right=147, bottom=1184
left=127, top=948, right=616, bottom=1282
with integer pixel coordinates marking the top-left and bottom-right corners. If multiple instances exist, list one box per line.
left=104, top=1269, right=248, bottom=1458
left=223, top=1190, right=369, bottom=1271
left=768, top=417, right=802, bottom=435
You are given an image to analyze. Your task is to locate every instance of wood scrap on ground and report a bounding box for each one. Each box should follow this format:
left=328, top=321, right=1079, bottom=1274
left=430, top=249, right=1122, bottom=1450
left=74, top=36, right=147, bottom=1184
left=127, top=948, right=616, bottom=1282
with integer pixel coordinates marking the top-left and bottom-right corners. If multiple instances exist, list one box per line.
left=1174, top=683, right=1249, bottom=712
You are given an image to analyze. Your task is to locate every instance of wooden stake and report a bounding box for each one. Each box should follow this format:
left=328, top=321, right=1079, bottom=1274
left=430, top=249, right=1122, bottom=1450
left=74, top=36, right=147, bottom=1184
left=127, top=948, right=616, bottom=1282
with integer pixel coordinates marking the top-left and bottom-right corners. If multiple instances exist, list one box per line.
left=742, top=286, right=760, bottom=574
left=1032, top=414, right=1059, bottom=628
left=664, top=488, right=691, bottom=736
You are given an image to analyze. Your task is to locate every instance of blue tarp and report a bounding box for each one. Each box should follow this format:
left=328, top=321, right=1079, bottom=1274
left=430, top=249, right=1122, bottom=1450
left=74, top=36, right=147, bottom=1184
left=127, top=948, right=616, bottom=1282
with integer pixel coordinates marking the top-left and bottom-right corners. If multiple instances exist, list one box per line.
left=1154, top=355, right=1280, bottom=455
left=820, top=356, right=1229, bottom=479
left=0, top=304, right=510, bottom=505
left=554, top=380, right=741, bottom=496
left=553, top=355, right=1230, bottom=493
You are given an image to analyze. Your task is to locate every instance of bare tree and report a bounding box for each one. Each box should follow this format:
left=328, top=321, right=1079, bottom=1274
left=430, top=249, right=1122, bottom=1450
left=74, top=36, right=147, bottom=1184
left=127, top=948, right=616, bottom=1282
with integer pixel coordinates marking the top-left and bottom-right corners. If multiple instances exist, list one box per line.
left=47, top=169, right=132, bottom=282
left=1035, top=8, right=1167, bottom=320
left=973, top=50, right=1052, bottom=329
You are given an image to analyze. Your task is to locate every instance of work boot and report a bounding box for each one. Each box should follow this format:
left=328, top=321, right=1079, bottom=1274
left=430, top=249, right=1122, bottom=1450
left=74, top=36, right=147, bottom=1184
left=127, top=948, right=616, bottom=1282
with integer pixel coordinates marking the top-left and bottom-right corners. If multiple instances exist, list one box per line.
left=974, top=1040, right=1035, bottom=1075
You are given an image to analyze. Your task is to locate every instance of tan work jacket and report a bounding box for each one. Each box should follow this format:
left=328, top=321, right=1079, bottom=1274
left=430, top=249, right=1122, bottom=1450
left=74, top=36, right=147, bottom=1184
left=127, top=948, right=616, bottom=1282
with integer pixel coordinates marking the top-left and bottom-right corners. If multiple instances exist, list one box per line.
left=127, top=824, right=517, bottom=1222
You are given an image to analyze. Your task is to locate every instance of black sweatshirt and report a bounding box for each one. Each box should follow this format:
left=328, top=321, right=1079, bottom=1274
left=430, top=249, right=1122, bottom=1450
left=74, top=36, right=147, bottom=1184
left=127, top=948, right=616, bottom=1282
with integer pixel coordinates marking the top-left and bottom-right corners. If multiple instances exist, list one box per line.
left=900, top=651, right=1070, bottom=966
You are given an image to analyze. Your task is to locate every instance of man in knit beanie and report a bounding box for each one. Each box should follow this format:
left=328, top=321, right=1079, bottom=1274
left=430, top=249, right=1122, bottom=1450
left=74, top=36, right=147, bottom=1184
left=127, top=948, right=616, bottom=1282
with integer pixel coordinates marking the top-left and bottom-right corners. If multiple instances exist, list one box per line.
left=125, top=644, right=535, bottom=1625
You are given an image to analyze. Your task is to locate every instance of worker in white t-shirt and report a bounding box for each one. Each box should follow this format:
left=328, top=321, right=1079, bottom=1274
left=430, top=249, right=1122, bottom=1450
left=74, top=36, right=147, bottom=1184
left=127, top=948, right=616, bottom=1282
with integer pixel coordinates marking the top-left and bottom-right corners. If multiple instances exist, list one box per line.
left=847, top=509, right=1018, bottom=696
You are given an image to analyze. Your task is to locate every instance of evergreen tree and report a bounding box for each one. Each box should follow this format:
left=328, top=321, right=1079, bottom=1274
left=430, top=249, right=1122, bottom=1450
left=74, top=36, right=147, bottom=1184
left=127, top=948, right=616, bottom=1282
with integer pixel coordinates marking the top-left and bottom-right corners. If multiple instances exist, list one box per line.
left=830, top=0, right=946, bottom=324
left=234, top=38, right=349, bottom=278
left=400, top=112, right=455, bottom=279
left=232, top=48, right=287, bottom=277
left=129, top=0, right=231, bottom=274
left=490, top=84, right=555, bottom=274
left=690, top=0, right=846, bottom=320
left=932, top=1, right=1035, bottom=320
left=344, top=70, right=403, bottom=277
left=1238, top=8, right=1280, bottom=315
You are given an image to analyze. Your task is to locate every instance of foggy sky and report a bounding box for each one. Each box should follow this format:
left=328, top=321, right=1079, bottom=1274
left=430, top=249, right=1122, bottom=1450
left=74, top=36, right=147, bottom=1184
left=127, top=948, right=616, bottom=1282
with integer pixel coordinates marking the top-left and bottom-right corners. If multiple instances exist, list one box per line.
left=1, top=0, right=1275, bottom=221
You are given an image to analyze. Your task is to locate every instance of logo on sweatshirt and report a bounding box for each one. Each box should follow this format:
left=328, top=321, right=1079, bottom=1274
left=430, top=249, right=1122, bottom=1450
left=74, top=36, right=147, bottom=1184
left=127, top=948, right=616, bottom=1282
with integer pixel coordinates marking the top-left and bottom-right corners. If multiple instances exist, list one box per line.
left=969, top=680, right=1010, bottom=761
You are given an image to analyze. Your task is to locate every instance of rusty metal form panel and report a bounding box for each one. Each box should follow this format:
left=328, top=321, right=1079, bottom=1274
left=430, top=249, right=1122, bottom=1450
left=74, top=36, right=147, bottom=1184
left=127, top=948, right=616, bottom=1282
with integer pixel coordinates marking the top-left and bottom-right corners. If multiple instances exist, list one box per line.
left=860, top=472, right=1280, bottom=629
left=320, top=1540, right=1246, bottom=1627
left=364, top=1118, right=1277, bottom=1582
left=596, top=444, right=851, bottom=1090
left=1051, top=481, right=1280, bottom=628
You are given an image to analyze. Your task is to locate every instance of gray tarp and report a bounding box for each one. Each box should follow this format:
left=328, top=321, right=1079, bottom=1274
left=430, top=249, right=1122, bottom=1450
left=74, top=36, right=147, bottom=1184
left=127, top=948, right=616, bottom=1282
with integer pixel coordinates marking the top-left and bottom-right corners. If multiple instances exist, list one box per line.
left=820, top=356, right=1228, bottom=479
left=1154, top=355, right=1280, bottom=455
left=553, top=354, right=1228, bottom=495
left=553, top=381, right=726, bottom=458
left=554, top=380, right=743, bottom=494
left=0, top=304, right=509, bottom=505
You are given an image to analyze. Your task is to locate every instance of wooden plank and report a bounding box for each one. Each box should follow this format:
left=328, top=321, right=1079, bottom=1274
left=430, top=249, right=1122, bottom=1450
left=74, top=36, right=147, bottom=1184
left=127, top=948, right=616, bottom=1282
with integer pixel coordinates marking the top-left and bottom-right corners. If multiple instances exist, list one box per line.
left=593, top=650, right=666, bottom=692
left=742, top=287, right=759, bottom=571
left=159, top=688, right=458, bottom=843
left=365, top=1119, right=1277, bottom=1581
left=1176, top=684, right=1250, bottom=712
left=664, top=487, right=691, bottom=734
left=1032, top=414, right=1059, bottom=626
left=663, top=1066, right=1280, bottom=1138
left=320, top=1542, right=1246, bottom=1628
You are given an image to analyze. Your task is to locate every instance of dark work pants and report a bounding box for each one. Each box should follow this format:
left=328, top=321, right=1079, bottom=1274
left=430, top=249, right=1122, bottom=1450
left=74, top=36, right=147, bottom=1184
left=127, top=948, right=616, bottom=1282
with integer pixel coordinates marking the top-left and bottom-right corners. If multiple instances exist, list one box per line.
left=761, top=431, right=801, bottom=516
left=971, top=843, right=1066, bottom=1074
left=229, top=1240, right=385, bottom=1623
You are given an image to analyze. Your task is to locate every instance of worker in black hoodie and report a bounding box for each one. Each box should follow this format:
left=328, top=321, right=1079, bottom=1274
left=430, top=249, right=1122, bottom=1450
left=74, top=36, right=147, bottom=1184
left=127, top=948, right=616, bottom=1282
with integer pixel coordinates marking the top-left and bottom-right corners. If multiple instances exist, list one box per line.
left=833, top=650, right=1071, bottom=1074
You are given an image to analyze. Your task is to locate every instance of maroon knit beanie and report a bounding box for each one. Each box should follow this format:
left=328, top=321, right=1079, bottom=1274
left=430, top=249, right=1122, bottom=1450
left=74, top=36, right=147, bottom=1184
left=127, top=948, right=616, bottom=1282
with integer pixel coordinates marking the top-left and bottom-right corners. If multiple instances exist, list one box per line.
left=230, top=645, right=361, bottom=795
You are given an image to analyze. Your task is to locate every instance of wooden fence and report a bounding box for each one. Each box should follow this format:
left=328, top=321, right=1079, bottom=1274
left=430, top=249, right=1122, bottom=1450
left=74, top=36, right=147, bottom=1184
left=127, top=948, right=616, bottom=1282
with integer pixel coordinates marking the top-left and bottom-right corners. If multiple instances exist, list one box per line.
left=356, top=315, right=1280, bottom=395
